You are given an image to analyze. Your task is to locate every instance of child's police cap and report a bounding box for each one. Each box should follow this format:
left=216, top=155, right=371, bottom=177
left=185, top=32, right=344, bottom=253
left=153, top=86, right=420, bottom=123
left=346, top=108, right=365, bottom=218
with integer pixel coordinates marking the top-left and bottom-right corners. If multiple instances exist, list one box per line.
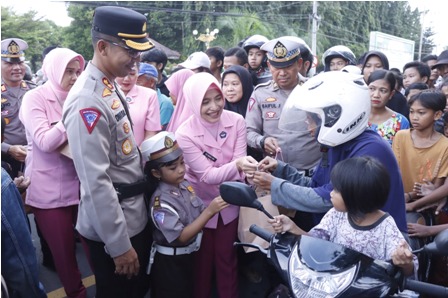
left=1, top=38, right=28, bottom=63
left=261, top=37, right=301, bottom=68
left=141, top=131, right=183, bottom=163
left=92, top=6, right=154, bottom=51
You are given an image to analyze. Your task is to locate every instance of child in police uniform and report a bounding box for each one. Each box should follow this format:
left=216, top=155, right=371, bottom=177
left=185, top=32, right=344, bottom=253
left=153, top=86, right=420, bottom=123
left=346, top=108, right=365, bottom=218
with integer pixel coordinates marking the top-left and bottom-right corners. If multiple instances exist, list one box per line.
left=141, top=131, right=229, bottom=298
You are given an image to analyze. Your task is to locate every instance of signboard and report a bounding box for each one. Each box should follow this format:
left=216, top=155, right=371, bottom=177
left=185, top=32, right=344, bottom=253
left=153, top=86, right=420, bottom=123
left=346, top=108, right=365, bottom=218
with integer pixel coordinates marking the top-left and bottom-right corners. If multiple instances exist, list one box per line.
left=369, top=31, right=415, bottom=71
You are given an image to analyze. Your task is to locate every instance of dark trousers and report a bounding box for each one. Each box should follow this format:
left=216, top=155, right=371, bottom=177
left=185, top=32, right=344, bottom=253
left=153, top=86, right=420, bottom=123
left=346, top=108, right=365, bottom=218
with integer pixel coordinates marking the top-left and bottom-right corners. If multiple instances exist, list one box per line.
left=83, top=224, right=152, bottom=298
left=151, top=252, right=195, bottom=298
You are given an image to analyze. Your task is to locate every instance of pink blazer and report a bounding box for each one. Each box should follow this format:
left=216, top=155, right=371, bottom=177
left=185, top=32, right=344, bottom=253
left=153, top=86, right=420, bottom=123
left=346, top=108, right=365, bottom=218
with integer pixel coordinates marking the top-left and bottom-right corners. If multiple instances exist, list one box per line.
left=19, top=83, right=80, bottom=209
left=176, top=110, right=247, bottom=228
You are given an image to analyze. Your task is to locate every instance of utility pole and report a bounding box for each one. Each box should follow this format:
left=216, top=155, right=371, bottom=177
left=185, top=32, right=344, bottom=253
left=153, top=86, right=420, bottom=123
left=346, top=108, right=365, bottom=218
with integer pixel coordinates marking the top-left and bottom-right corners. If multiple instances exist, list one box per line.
left=418, top=10, right=427, bottom=60
left=311, top=1, right=319, bottom=55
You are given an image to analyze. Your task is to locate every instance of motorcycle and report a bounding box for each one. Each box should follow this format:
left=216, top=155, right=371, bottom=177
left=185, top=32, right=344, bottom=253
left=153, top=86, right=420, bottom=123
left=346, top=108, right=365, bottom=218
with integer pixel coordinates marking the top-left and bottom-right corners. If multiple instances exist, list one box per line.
left=219, top=181, right=448, bottom=297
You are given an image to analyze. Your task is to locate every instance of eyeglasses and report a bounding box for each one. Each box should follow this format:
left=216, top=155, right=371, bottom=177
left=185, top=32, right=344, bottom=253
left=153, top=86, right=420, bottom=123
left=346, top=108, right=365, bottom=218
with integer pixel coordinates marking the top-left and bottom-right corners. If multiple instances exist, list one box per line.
left=104, top=40, right=140, bottom=58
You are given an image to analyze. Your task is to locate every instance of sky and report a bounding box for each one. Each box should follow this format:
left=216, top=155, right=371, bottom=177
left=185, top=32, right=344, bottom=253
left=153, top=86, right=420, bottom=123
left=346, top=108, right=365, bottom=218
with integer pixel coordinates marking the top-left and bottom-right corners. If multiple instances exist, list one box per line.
left=4, top=0, right=448, bottom=54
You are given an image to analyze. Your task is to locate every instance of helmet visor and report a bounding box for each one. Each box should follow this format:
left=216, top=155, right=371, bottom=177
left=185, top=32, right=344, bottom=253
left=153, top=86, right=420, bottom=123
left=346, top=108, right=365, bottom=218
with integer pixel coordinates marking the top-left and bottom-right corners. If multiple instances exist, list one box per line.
left=279, top=96, right=342, bottom=138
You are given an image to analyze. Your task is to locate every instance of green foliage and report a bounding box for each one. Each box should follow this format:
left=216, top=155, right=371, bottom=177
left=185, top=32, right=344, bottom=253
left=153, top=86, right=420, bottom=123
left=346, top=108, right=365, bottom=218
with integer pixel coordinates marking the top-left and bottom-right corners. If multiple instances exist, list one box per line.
left=1, top=1, right=438, bottom=73
left=1, top=6, right=63, bottom=72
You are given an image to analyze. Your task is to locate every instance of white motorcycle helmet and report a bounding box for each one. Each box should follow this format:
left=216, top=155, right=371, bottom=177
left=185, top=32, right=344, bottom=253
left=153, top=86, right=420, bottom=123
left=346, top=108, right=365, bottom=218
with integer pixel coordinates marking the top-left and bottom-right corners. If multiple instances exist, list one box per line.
left=279, top=71, right=370, bottom=147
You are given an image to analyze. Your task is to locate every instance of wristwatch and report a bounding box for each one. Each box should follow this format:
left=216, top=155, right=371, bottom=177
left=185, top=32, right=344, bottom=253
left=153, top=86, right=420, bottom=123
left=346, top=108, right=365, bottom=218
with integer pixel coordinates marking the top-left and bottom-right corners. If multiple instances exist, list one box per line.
left=259, top=136, right=267, bottom=150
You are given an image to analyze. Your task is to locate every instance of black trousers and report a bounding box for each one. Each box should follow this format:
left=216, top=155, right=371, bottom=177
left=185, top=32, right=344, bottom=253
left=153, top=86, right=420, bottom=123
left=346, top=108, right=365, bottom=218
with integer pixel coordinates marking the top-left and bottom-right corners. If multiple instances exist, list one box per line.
left=151, top=252, right=195, bottom=298
left=83, top=224, right=152, bottom=298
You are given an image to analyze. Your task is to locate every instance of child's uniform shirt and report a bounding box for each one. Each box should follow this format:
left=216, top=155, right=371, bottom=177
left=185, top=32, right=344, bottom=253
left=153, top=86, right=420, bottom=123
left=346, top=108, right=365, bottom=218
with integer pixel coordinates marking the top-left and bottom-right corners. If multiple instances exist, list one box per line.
left=392, top=129, right=448, bottom=193
left=310, top=208, right=418, bottom=274
left=150, top=180, right=205, bottom=246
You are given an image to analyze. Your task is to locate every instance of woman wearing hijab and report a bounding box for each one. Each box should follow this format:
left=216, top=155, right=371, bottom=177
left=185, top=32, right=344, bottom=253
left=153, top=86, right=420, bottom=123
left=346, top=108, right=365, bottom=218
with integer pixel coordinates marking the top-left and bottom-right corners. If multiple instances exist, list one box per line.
left=175, top=73, right=257, bottom=298
left=19, top=48, right=88, bottom=298
left=165, top=69, right=195, bottom=133
left=222, top=65, right=262, bottom=161
left=362, top=50, right=409, bottom=120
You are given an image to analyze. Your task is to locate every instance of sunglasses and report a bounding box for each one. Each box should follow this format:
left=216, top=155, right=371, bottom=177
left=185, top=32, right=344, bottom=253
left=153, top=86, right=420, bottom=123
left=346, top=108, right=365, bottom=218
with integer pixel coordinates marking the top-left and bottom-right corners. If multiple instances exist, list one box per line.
left=104, top=40, right=140, bottom=58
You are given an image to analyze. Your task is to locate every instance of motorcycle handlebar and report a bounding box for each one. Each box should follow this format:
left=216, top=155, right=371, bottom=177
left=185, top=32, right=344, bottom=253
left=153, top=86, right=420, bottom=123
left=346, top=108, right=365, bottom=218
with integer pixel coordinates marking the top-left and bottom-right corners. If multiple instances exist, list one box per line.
left=405, top=279, right=448, bottom=297
left=249, top=224, right=273, bottom=242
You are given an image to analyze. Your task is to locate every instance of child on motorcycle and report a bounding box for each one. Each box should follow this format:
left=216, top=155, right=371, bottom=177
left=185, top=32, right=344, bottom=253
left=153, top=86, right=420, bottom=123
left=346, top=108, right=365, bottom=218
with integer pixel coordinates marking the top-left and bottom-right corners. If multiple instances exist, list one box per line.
left=268, top=156, right=417, bottom=276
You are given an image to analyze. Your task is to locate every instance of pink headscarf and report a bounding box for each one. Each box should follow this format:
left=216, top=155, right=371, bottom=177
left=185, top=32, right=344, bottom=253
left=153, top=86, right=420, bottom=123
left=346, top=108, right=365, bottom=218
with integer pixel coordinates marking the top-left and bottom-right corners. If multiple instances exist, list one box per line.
left=183, top=72, right=224, bottom=133
left=42, top=47, right=85, bottom=100
left=165, top=69, right=195, bottom=132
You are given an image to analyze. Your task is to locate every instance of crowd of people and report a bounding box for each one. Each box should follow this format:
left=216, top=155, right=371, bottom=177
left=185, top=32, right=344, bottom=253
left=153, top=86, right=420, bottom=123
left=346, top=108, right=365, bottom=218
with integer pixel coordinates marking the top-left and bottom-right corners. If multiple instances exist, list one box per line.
left=2, top=4, right=448, bottom=298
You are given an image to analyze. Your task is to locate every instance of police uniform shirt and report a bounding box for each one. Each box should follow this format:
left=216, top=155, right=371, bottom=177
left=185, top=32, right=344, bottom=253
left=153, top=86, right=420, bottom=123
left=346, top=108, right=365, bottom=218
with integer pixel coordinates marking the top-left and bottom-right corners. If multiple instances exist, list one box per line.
left=245, top=80, right=322, bottom=170
left=1, top=80, right=34, bottom=153
left=62, top=62, right=147, bottom=257
left=150, top=180, right=205, bottom=247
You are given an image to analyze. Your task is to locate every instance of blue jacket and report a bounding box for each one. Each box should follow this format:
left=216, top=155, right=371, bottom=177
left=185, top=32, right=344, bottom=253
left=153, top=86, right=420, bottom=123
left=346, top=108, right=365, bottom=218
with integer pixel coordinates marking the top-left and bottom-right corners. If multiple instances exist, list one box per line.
left=1, top=167, right=46, bottom=298
left=271, top=129, right=407, bottom=233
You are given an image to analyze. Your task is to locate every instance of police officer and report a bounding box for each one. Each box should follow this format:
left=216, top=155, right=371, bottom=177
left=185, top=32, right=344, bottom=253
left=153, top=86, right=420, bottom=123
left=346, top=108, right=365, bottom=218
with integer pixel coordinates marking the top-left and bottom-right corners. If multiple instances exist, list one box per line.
left=246, top=37, right=321, bottom=180
left=62, top=6, right=154, bottom=298
left=1, top=38, right=35, bottom=178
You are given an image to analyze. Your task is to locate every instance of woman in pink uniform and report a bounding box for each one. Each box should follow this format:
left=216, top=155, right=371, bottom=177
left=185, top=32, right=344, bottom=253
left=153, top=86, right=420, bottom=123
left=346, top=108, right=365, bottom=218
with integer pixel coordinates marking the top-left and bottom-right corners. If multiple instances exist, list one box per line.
left=176, top=72, right=257, bottom=298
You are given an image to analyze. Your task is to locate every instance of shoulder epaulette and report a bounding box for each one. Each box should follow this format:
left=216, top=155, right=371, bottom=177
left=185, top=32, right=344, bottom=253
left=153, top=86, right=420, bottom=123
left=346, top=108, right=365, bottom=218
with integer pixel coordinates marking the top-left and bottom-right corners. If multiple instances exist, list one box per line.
left=254, top=80, right=272, bottom=91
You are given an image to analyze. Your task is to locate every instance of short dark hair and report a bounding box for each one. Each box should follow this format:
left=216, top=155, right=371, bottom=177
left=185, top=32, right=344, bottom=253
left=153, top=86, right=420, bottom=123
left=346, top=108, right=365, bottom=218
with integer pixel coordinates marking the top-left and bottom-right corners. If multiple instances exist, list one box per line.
left=408, top=89, right=446, bottom=112
left=421, top=54, right=438, bottom=63
left=367, top=69, right=396, bottom=91
left=224, top=47, right=248, bottom=66
left=330, top=156, right=390, bottom=222
left=404, top=82, right=428, bottom=97
left=403, top=61, right=431, bottom=80
left=141, top=48, right=168, bottom=72
left=389, top=68, right=403, bottom=89
left=206, top=46, right=225, bottom=71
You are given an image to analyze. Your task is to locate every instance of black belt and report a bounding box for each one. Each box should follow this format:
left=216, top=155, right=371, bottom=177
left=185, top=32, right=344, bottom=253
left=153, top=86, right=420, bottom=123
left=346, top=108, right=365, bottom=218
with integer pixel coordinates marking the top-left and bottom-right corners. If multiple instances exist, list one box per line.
left=113, top=179, right=147, bottom=201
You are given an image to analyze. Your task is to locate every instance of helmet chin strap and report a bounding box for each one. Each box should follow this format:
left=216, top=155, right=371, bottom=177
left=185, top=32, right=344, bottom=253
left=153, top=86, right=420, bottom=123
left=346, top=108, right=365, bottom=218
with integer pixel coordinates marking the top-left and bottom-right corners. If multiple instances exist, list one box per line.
left=319, top=145, right=330, bottom=168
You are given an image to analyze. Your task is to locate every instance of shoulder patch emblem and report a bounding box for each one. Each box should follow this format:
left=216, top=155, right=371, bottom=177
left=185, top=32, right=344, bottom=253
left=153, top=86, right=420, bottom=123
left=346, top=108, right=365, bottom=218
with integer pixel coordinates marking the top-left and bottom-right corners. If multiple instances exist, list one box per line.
left=122, top=138, right=132, bottom=155
left=154, top=211, right=165, bottom=226
left=4, top=117, right=10, bottom=125
left=79, top=108, right=101, bottom=134
left=102, top=88, right=112, bottom=97
left=111, top=99, right=121, bottom=110
left=248, top=98, right=256, bottom=112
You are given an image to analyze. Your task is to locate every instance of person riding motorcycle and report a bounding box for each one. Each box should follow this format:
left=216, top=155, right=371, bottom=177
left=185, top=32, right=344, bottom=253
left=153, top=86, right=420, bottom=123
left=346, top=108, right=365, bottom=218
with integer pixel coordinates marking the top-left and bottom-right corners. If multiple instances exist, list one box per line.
left=248, top=71, right=408, bottom=234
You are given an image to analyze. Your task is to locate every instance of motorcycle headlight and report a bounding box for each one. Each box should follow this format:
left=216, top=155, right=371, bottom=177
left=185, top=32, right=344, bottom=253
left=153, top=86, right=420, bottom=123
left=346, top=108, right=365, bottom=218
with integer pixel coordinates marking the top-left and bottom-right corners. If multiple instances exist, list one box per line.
left=288, top=243, right=357, bottom=298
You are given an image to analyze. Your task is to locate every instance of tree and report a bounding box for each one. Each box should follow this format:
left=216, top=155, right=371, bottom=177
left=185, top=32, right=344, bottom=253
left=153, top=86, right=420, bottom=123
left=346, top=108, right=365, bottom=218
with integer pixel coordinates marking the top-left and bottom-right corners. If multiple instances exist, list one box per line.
left=1, top=6, right=63, bottom=72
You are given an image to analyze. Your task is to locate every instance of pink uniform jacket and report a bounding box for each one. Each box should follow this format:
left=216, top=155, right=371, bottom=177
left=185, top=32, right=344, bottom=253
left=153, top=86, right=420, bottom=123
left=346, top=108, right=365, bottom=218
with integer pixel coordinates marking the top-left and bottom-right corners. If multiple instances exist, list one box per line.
left=19, top=48, right=85, bottom=209
left=124, top=84, right=161, bottom=146
left=176, top=73, right=247, bottom=229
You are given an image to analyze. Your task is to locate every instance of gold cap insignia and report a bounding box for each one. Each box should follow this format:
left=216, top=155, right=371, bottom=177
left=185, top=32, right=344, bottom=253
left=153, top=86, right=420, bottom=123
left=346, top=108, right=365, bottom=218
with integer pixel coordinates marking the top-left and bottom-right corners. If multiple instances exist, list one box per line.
left=273, top=41, right=287, bottom=58
left=164, top=136, right=174, bottom=149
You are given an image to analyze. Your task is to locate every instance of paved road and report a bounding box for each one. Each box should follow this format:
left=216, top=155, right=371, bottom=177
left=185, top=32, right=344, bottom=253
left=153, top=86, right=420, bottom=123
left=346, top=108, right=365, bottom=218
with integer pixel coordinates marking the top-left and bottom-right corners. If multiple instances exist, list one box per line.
left=30, top=214, right=280, bottom=298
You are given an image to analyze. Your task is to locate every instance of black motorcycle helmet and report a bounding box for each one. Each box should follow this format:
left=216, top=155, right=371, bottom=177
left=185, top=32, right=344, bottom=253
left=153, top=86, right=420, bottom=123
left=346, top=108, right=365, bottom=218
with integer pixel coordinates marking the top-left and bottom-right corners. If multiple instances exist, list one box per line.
left=322, top=45, right=356, bottom=72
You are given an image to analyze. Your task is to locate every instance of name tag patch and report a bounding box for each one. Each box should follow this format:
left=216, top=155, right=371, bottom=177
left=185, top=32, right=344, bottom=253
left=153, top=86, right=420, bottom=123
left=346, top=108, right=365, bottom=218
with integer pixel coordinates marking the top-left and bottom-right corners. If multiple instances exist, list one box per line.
left=203, top=151, right=217, bottom=162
